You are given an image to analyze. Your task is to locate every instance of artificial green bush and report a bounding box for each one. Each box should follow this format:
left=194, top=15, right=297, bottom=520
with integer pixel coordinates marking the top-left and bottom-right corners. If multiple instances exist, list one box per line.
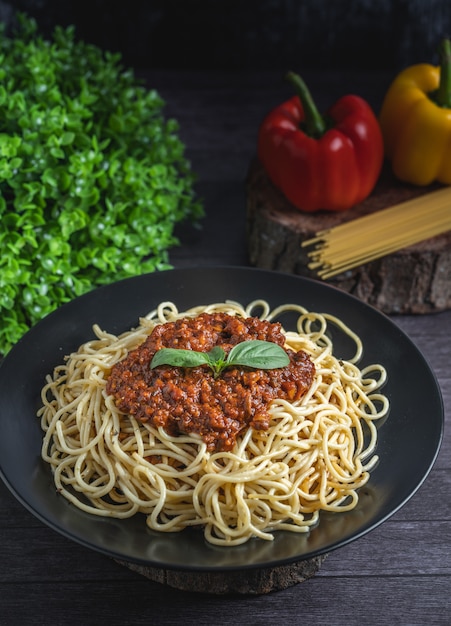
left=0, top=14, right=203, bottom=355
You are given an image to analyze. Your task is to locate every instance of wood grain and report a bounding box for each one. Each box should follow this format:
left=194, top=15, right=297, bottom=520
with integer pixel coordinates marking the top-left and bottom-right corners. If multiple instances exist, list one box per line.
left=0, top=69, right=450, bottom=625
left=14, top=0, right=451, bottom=73
left=246, top=160, right=451, bottom=314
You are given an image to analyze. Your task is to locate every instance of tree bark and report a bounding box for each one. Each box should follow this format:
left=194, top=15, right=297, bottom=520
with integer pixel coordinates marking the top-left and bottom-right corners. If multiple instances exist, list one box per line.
left=116, top=554, right=328, bottom=594
left=246, top=159, right=451, bottom=314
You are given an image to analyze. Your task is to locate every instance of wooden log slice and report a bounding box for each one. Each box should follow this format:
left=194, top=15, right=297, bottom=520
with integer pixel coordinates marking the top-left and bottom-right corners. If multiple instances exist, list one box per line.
left=246, top=159, right=451, bottom=314
left=116, top=553, right=328, bottom=595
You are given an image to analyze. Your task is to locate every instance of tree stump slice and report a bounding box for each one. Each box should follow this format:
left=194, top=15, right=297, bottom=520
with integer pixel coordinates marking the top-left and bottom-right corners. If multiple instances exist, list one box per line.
left=116, top=553, right=328, bottom=595
left=246, top=159, right=451, bottom=314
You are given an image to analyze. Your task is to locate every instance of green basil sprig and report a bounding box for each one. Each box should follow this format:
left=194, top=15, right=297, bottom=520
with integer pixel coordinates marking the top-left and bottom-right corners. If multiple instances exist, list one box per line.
left=150, top=340, right=290, bottom=378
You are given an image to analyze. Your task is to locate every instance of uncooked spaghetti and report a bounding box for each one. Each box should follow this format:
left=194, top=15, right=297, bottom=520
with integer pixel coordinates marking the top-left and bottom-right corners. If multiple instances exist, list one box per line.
left=303, top=186, right=451, bottom=279
left=38, top=300, right=389, bottom=546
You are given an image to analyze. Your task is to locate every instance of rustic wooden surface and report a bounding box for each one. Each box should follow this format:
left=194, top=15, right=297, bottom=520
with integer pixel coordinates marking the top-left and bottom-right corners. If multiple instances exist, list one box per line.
left=1, top=69, right=450, bottom=625
left=116, top=555, right=328, bottom=595
left=16, top=0, right=451, bottom=72
left=246, top=160, right=451, bottom=314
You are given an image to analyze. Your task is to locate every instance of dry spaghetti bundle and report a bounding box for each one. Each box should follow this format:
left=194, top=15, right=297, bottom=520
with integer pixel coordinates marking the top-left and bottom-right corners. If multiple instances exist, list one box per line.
left=303, top=186, right=451, bottom=279
left=38, top=300, right=389, bottom=546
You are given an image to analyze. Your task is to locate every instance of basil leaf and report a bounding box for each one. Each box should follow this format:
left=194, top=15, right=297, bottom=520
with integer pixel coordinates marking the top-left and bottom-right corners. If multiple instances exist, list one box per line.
left=207, top=346, right=226, bottom=361
left=150, top=348, right=211, bottom=369
left=227, top=340, right=290, bottom=369
left=150, top=340, right=290, bottom=378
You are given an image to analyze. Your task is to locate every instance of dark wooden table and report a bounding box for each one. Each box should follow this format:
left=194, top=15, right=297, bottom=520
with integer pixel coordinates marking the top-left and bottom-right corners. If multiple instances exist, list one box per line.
left=1, top=70, right=450, bottom=625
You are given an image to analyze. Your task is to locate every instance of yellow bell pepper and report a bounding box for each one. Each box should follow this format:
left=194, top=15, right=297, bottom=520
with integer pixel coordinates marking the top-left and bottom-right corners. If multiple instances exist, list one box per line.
left=379, top=39, right=451, bottom=185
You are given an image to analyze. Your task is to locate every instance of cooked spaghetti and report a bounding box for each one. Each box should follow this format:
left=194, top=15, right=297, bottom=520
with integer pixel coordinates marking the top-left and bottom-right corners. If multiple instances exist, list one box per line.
left=38, top=300, right=389, bottom=546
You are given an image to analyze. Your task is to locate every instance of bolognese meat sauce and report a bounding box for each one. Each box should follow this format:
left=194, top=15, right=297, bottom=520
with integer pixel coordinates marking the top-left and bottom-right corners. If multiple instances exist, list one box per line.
left=106, top=312, right=315, bottom=451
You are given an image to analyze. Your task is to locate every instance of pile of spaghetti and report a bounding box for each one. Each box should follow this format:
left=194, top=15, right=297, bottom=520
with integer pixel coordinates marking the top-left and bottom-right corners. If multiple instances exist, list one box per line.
left=38, top=300, right=389, bottom=546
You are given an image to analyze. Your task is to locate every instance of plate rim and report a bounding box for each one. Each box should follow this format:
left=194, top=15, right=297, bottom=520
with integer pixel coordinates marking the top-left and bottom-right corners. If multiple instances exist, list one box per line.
left=0, top=266, right=444, bottom=571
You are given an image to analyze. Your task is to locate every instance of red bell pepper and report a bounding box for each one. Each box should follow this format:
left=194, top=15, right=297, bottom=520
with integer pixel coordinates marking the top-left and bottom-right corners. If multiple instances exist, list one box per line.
left=257, top=72, right=384, bottom=212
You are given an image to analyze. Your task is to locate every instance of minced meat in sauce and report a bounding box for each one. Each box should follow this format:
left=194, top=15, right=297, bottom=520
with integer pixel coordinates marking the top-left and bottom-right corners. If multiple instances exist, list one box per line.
left=106, top=312, right=315, bottom=452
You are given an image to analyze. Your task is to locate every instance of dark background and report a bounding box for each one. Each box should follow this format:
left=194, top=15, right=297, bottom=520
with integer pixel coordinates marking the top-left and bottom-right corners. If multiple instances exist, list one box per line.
left=1, top=0, right=450, bottom=72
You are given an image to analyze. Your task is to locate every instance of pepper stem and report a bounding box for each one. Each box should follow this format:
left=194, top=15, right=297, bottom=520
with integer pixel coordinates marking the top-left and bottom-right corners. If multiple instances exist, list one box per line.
left=435, top=39, right=451, bottom=108
left=286, top=71, right=326, bottom=137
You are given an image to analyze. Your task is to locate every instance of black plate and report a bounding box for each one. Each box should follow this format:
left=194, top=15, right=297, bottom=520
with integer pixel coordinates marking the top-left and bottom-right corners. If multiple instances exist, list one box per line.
left=0, top=267, right=444, bottom=571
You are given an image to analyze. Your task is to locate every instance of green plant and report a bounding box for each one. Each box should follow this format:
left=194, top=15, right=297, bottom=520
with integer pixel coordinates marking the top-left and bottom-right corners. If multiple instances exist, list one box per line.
left=0, top=14, right=203, bottom=356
